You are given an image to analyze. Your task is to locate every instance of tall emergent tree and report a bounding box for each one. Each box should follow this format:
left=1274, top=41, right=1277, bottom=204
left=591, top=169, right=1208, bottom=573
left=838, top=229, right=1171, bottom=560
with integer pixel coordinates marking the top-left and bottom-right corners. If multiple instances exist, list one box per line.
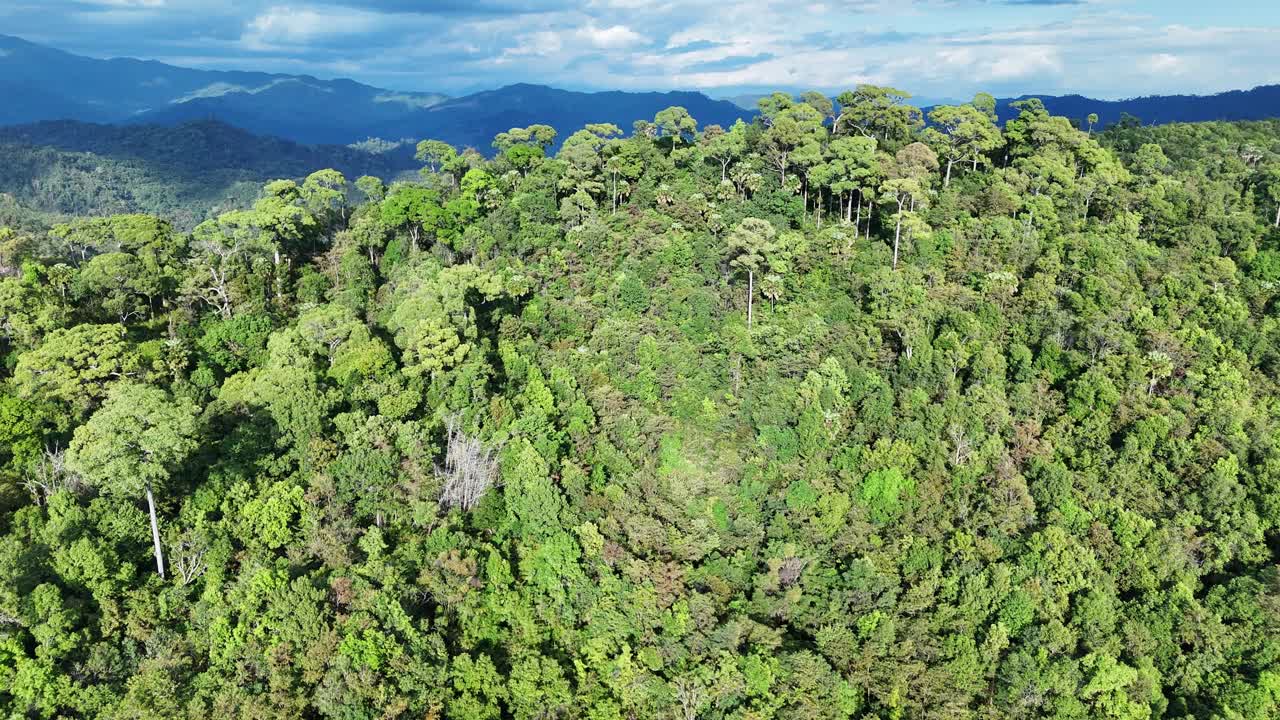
left=728, top=218, right=780, bottom=328
left=66, top=383, right=201, bottom=579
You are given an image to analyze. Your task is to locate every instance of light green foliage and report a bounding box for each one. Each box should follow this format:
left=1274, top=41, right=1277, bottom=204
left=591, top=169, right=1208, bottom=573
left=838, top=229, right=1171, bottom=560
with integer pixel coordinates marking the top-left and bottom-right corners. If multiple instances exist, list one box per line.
left=14, top=323, right=136, bottom=418
left=66, top=383, right=199, bottom=499
left=653, top=106, right=697, bottom=145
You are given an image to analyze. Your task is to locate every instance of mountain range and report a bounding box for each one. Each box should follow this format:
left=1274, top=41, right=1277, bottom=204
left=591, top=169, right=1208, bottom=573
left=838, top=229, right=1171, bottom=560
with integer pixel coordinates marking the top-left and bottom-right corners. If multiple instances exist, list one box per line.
left=5, top=32, right=1280, bottom=154
left=0, top=34, right=749, bottom=149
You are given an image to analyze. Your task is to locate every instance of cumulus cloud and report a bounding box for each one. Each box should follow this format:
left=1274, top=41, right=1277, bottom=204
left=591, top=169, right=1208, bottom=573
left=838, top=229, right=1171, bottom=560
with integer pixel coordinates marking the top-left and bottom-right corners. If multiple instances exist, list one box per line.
left=576, top=23, right=644, bottom=49
left=241, top=5, right=393, bottom=48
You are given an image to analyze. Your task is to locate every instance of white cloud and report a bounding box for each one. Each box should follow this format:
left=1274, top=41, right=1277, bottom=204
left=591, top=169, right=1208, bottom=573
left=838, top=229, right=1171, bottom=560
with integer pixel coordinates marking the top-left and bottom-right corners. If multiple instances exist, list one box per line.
left=501, top=30, right=564, bottom=58
left=169, top=77, right=333, bottom=103
left=1140, top=52, right=1183, bottom=75
left=241, top=5, right=391, bottom=48
left=576, top=23, right=644, bottom=49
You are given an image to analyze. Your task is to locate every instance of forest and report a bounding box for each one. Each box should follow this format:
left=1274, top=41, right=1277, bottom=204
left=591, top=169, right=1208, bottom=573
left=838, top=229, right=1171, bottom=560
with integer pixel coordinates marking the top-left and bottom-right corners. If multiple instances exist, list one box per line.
left=2, top=88, right=1280, bottom=719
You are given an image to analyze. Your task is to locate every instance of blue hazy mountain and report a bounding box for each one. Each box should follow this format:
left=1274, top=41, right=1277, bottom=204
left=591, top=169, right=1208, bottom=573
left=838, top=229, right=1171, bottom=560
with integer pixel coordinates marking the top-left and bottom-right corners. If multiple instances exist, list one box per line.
left=0, top=34, right=448, bottom=140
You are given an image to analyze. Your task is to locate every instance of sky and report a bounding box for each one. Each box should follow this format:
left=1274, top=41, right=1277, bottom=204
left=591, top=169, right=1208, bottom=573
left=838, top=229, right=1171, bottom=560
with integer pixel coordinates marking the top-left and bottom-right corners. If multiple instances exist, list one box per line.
left=2, top=0, right=1278, bottom=100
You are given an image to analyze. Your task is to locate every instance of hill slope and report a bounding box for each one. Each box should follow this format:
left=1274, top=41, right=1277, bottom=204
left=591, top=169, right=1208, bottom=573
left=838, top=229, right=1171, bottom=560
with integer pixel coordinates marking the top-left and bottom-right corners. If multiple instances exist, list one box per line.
left=995, top=85, right=1280, bottom=128
left=0, top=120, right=420, bottom=227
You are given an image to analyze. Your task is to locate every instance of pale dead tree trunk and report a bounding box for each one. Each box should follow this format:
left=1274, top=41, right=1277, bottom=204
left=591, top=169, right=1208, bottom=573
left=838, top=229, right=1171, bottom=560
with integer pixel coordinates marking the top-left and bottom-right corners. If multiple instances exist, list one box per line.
left=145, top=482, right=166, bottom=579
left=1274, top=204, right=1279, bottom=228
left=893, top=195, right=906, bottom=270
left=866, top=200, right=874, bottom=241
left=945, top=159, right=954, bottom=187
left=747, top=269, right=754, bottom=328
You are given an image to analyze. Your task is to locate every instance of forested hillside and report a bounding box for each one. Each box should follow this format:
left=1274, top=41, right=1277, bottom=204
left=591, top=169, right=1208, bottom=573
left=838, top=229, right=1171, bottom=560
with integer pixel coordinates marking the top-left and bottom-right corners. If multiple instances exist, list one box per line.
left=0, top=120, right=420, bottom=229
left=2, top=90, right=1280, bottom=719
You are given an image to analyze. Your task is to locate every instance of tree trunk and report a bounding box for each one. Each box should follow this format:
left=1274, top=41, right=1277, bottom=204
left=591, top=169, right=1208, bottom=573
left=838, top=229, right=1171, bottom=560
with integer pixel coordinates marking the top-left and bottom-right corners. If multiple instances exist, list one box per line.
left=1274, top=203, right=1279, bottom=228
left=893, top=199, right=905, bottom=270
left=747, top=270, right=754, bottom=328
left=945, top=159, right=954, bottom=187
left=721, top=159, right=729, bottom=182
left=855, top=196, right=862, bottom=228
left=866, top=201, right=873, bottom=241
left=146, top=482, right=166, bottom=579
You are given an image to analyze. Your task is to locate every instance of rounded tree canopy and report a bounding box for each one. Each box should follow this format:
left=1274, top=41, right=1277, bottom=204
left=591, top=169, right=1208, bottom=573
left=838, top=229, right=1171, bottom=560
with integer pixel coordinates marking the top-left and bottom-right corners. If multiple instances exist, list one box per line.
left=67, top=382, right=201, bottom=497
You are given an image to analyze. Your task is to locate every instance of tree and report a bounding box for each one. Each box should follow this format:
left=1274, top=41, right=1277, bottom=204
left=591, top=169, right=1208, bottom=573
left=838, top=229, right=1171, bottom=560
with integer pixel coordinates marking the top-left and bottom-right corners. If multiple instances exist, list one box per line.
left=813, top=135, right=880, bottom=226
left=701, top=120, right=748, bottom=182
left=380, top=184, right=440, bottom=251
left=653, top=106, right=698, bottom=147
left=416, top=139, right=458, bottom=176
left=603, top=139, right=645, bottom=212
left=355, top=175, right=386, bottom=203
left=834, top=85, right=923, bottom=145
left=924, top=104, right=1002, bottom=185
left=302, top=169, right=350, bottom=232
left=761, top=103, right=826, bottom=186
left=556, top=125, right=621, bottom=201
left=14, top=324, right=135, bottom=419
left=74, top=252, right=156, bottom=323
left=800, top=90, right=835, bottom=124
left=1261, top=164, right=1280, bottom=228
left=728, top=218, right=780, bottom=328
left=880, top=142, right=938, bottom=269
left=66, top=383, right=200, bottom=578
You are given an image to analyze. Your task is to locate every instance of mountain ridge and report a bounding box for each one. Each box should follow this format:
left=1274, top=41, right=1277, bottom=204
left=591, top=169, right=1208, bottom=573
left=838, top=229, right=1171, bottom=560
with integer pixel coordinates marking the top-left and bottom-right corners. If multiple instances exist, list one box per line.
left=7, top=33, right=1280, bottom=148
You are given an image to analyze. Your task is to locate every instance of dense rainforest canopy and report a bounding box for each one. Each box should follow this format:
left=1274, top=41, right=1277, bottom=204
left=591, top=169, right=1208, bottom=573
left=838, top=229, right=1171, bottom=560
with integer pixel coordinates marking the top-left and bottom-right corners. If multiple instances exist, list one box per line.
left=2, top=88, right=1280, bottom=719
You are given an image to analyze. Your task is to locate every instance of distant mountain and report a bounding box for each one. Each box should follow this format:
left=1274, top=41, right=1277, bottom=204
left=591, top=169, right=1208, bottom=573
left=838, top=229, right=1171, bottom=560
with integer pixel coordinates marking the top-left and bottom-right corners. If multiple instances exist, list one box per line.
left=8, top=33, right=1280, bottom=152
left=397, top=83, right=754, bottom=151
left=987, top=86, right=1280, bottom=128
left=132, top=82, right=755, bottom=151
left=0, top=34, right=448, bottom=143
left=1, top=35, right=752, bottom=149
left=0, top=119, right=421, bottom=228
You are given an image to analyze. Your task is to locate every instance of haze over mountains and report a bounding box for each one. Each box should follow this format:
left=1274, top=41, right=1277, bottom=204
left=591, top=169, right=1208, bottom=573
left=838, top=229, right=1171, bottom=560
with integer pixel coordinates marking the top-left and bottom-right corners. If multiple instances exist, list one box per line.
left=6, top=33, right=1280, bottom=153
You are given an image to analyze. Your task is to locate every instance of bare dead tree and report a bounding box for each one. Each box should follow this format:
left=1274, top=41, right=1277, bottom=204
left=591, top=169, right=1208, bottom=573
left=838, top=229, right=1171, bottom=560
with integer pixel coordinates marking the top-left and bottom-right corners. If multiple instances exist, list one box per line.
left=169, top=532, right=209, bottom=586
left=436, top=416, right=500, bottom=511
left=778, top=556, right=807, bottom=588
left=22, top=444, right=84, bottom=506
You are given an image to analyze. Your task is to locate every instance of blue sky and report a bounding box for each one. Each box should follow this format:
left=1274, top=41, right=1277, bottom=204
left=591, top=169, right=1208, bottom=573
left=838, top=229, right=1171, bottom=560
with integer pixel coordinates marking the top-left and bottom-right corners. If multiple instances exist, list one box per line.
left=2, top=0, right=1278, bottom=100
